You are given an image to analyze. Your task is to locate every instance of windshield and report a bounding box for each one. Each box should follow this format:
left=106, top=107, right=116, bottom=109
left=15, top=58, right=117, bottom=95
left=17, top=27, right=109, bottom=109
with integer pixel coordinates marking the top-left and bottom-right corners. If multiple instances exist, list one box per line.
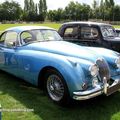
left=20, top=29, right=63, bottom=44
left=116, top=29, right=120, bottom=37
left=101, top=26, right=116, bottom=38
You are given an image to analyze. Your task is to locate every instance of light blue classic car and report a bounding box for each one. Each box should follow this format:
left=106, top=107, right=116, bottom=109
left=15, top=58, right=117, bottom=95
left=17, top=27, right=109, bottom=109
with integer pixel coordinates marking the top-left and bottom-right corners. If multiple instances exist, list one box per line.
left=0, top=26, right=120, bottom=105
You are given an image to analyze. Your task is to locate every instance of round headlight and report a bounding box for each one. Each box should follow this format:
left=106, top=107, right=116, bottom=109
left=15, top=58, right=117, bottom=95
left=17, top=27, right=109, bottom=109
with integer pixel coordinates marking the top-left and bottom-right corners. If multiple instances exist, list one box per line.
left=89, top=64, right=99, bottom=77
left=115, top=57, right=120, bottom=68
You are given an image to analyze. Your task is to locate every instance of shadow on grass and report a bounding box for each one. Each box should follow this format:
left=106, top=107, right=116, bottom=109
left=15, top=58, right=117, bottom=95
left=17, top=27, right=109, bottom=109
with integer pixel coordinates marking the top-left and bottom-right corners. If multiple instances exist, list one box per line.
left=0, top=71, right=120, bottom=120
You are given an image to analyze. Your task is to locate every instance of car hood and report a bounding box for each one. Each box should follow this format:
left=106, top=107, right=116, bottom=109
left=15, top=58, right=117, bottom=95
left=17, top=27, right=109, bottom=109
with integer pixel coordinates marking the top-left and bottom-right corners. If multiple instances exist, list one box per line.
left=25, top=41, right=101, bottom=62
left=85, top=47, right=118, bottom=58
left=85, top=47, right=120, bottom=76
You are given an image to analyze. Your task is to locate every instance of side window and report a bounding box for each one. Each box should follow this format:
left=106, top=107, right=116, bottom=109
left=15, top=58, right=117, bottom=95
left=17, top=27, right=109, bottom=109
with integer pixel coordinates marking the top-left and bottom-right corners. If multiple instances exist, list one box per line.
left=63, top=27, right=78, bottom=39
left=81, top=27, right=99, bottom=40
left=21, top=31, right=33, bottom=43
left=33, top=30, right=44, bottom=41
left=4, top=31, right=18, bottom=47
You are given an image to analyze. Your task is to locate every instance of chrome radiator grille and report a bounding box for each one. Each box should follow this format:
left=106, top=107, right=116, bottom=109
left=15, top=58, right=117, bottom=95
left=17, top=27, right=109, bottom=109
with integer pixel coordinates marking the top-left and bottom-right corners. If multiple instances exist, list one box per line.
left=96, top=58, right=110, bottom=81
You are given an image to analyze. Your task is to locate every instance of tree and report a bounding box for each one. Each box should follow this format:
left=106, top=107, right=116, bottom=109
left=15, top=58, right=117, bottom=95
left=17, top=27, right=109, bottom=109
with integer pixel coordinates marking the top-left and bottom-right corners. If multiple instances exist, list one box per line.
left=38, top=0, right=47, bottom=21
left=0, top=0, right=120, bottom=22
left=104, top=0, right=115, bottom=21
left=24, top=0, right=29, bottom=11
left=38, top=0, right=44, bottom=21
left=47, top=9, right=62, bottom=22
left=113, top=5, right=120, bottom=21
left=47, top=1, right=92, bottom=22
left=92, top=0, right=98, bottom=9
left=43, top=0, right=47, bottom=18
left=23, top=0, right=39, bottom=21
left=0, top=1, right=22, bottom=21
left=92, top=0, right=100, bottom=19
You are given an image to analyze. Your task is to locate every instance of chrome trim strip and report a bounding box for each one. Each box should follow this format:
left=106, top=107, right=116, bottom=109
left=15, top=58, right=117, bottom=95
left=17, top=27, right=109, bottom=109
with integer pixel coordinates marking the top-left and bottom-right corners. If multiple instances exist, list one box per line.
left=73, top=85, right=103, bottom=100
left=73, top=79, right=120, bottom=100
left=73, top=91, right=102, bottom=100
left=73, top=85, right=102, bottom=96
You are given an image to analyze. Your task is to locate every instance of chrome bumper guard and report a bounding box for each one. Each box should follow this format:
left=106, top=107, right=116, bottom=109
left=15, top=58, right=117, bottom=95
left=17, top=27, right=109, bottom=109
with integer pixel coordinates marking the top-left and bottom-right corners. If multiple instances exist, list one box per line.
left=73, top=78, right=120, bottom=100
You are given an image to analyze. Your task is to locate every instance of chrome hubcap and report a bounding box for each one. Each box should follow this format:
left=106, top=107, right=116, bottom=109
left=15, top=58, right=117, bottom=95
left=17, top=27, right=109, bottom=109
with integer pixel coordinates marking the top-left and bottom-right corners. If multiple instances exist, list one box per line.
left=47, top=74, right=64, bottom=101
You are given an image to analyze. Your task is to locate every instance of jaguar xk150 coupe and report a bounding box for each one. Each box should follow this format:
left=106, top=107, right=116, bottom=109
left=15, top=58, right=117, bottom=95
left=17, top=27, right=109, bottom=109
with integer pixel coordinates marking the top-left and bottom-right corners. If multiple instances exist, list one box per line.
left=0, top=26, right=120, bottom=105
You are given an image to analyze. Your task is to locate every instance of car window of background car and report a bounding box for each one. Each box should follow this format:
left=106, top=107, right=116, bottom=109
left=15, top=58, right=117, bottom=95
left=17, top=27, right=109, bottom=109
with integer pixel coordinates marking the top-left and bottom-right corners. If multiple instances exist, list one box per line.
left=4, top=31, right=17, bottom=47
left=80, top=27, right=99, bottom=40
left=101, top=26, right=116, bottom=38
left=63, top=27, right=78, bottom=39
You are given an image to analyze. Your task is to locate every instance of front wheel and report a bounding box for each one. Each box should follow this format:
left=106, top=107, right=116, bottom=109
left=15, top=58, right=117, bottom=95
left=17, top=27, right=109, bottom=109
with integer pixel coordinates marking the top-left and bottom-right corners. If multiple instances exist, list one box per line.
left=45, top=69, right=70, bottom=105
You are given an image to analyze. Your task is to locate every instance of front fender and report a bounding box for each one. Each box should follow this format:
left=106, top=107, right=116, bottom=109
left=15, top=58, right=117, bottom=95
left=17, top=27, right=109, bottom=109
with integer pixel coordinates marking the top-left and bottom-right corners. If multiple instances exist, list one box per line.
left=20, top=50, right=88, bottom=96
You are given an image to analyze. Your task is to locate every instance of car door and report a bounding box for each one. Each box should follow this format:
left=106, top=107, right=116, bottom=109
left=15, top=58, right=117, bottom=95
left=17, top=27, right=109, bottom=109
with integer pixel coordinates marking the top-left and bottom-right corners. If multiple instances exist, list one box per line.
left=0, top=31, right=19, bottom=76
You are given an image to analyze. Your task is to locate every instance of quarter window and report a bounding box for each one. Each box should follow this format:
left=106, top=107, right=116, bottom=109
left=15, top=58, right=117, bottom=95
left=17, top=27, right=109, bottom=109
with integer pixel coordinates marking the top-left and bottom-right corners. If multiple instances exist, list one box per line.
left=4, top=31, right=18, bottom=47
left=64, top=27, right=78, bottom=39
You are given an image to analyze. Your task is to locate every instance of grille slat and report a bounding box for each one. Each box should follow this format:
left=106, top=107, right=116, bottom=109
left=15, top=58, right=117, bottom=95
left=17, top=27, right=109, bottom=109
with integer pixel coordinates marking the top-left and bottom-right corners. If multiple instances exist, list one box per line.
left=96, top=58, right=110, bottom=82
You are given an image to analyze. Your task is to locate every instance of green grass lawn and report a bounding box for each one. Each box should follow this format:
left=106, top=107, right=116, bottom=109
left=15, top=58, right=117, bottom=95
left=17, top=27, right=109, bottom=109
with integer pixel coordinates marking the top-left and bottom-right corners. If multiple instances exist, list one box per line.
left=114, top=25, right=120, bottom=28
left=1, top=71, right=120, bottom=120
left=0, top=23, right=61, bottom=31
left=0, top=23, right=120, bottom=120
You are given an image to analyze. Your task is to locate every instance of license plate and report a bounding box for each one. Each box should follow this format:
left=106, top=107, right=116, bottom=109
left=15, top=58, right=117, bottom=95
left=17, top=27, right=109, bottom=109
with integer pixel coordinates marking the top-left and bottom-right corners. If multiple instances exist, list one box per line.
left=107, top=82, right=120, bottom=96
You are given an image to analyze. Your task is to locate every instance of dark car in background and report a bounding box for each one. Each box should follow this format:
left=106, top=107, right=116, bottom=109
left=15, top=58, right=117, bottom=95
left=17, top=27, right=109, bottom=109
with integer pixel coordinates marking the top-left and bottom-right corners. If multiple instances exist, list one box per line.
left=58, top=22, right=120, bottom=52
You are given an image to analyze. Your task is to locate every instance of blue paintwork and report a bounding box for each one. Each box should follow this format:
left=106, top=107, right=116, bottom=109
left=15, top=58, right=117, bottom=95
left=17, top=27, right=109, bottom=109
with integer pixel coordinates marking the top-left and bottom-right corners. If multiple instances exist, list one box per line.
left=0, top=26, right=120, bottom=97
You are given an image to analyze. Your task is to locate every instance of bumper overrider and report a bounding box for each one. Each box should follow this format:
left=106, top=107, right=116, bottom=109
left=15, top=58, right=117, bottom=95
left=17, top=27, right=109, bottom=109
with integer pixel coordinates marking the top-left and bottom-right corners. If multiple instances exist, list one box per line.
left=73, top=77, right=120, bottom=100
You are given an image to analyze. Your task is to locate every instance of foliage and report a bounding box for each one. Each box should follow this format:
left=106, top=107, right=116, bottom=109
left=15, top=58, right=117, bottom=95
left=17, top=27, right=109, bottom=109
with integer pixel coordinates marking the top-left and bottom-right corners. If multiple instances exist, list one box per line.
left=22, top=0, right=47, bottom=21
left=0, top=1, right=22, bottom=21
left=47, top=0, right=120, bottom=22
left=0, top=0, right=120, bottom=22
left=47, top=2, right=91, bottom=21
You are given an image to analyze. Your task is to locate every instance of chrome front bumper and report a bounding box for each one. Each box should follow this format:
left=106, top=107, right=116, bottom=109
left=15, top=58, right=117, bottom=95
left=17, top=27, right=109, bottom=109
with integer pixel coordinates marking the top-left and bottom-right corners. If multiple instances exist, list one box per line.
left=73, top=78, right=120, bottom=100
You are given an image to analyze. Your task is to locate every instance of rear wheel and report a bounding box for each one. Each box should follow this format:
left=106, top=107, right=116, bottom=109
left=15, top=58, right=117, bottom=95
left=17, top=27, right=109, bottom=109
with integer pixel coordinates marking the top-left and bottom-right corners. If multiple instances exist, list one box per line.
left=45, top=69, right=70, bottom=105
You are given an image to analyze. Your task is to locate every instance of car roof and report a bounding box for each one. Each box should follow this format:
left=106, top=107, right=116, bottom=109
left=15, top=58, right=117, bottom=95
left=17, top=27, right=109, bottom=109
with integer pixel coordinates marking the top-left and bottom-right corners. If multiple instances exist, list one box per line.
left=5, top=26, right=55, bottom=33
left=63, top=21, right=112, bottom=26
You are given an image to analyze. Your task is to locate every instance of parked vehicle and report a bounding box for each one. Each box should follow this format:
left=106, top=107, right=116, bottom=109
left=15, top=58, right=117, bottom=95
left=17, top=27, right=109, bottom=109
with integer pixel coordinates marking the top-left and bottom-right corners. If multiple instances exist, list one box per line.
left=0, top=26, right=120, bottom=105
left=58, top=21, right=120, bottom=52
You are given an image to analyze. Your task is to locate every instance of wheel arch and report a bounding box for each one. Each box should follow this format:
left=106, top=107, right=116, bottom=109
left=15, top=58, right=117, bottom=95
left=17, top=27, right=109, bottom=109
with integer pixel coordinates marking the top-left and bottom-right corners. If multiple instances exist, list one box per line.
left=37, top=60, right=87, bottom=96
left=38, top=66, right=64, bottom=89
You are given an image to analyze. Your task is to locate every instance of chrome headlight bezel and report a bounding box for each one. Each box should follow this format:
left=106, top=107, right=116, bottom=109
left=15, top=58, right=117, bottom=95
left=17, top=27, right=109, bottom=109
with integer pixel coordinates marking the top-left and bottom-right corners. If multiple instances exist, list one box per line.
left=115, top=57, right=120, bottom=68
left=89, top=64, right=99, bottom=77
